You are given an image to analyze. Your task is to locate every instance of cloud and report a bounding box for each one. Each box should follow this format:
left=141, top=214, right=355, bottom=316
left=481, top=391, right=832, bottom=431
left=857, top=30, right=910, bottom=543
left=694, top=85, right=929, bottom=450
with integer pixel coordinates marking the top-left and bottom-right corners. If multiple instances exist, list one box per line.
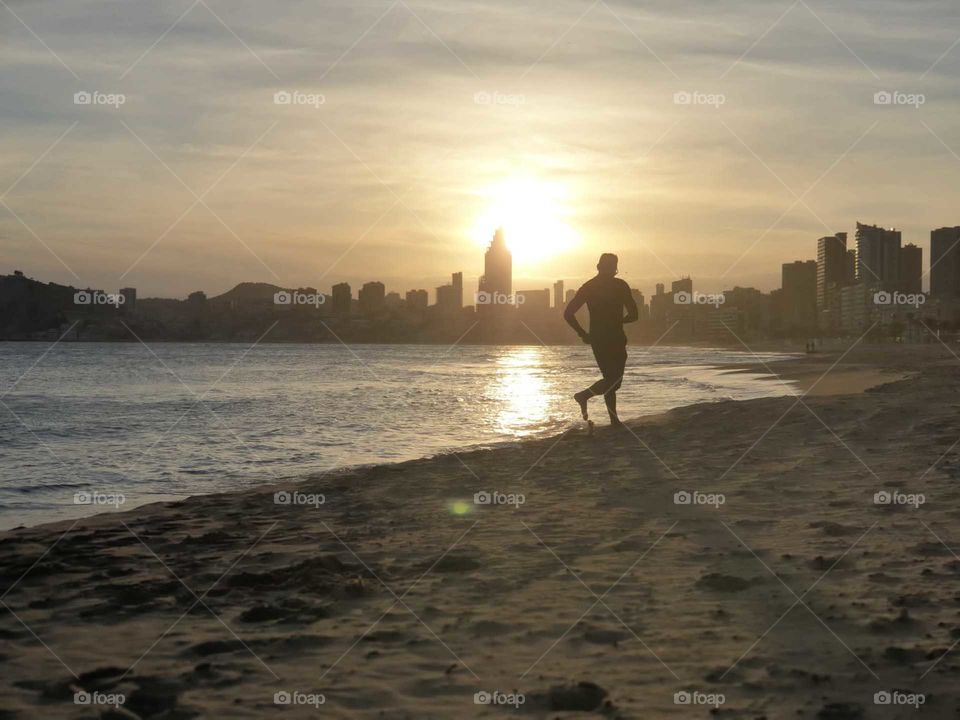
left=2, top=0, right=960, bottom=296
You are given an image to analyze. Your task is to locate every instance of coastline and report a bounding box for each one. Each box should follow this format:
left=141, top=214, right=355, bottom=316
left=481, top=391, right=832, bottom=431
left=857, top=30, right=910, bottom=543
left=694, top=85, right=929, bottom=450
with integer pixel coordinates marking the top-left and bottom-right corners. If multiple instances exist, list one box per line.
left=0, top=344, right=798, bottom=532
left=3, top=344, right=958, bottom=717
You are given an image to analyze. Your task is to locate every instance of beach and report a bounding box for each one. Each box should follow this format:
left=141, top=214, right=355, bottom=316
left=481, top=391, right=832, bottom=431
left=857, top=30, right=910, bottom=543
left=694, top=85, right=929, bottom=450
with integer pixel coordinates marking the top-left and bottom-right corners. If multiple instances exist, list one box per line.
left=2, top=344, right=957, bottom=718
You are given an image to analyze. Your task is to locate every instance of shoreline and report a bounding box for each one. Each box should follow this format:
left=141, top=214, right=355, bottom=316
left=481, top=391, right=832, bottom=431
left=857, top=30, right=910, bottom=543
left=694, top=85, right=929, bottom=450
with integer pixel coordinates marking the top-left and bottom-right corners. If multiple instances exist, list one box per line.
left=3, top=344, right=958, bottom=717
left=2, top=350, right=801, bottom=533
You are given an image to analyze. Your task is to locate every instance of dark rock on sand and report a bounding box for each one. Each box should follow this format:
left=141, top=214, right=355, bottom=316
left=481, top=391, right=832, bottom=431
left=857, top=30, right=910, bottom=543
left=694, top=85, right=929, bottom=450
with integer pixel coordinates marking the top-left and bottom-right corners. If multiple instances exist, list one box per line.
left=547, top=681, right=607, bottom=711
left=697, top=573, right=751, bottom=592
left=432, top=553, right=481, bottom=573
left=816, top=701, right=864, bottom=719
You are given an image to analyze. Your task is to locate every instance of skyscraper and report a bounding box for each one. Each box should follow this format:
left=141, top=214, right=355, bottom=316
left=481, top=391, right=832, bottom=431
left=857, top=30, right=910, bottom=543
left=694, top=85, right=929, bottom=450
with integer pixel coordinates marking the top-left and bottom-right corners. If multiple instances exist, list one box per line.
left=817, top=232, right=847, bottom=332
left=671, top=277, right=692, bottom=295
left=331, top=282, right=351, bottom=315
left=553, top=280, right=564, bottom=310
left=844, top=249, right=856, bottom=284
left=855, top=222, right=901, bottom=289
left=931, top=227, right=960, bottom=300
left=452, top=272, right=463, bottom=308
left=630, top=288, right=645, bottom=322
left=405, top=289, right=428, bottom=311
left=119, top=287, right=137, bottom=311
left=781, top=260, right=817, bottom=331
left=435, top=283, right=457, bottom=310
left=358, top=281, right=385, bottom=314
left=478, top=228, right=511, bottom=298
left=436, top=272, right=463, bottom=313
left=816, top=233, right=847, bottom=309
left=899, top=243, right=922, bottom=294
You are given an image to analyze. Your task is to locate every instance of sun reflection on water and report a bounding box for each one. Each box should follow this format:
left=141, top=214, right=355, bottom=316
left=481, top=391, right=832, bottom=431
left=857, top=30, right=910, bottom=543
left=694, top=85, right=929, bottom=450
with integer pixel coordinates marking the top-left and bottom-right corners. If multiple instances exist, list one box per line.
left=489, top=347, right=553, bottom=437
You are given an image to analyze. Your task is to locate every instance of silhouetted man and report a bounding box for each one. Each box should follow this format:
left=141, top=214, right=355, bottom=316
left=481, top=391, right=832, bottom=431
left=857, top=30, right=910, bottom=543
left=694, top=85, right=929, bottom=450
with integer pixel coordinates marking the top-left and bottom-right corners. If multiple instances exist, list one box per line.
left=564, top=253, right=638, bottom=426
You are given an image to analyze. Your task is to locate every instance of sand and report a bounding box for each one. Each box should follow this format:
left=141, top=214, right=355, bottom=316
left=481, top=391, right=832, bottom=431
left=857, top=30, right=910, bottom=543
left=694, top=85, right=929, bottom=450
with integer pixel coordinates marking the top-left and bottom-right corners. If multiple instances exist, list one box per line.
left=2, top=344, right=959, bottom=718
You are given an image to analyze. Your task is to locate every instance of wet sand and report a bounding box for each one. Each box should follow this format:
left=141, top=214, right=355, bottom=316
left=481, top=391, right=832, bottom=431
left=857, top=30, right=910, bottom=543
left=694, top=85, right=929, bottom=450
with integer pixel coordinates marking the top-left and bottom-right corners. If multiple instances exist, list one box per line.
left=2, top=343, right=959, bottom=718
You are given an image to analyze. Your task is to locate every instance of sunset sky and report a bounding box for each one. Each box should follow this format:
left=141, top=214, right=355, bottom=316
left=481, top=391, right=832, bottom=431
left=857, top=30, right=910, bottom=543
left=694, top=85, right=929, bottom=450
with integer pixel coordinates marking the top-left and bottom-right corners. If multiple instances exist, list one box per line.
left=3, top=0, right=960, bottom=300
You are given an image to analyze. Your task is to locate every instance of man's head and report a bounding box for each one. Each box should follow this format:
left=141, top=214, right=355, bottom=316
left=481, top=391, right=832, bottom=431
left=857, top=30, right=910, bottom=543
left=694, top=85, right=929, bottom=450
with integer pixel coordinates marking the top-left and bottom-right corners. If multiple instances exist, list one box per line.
left=597, top=253, right=618, bottom=277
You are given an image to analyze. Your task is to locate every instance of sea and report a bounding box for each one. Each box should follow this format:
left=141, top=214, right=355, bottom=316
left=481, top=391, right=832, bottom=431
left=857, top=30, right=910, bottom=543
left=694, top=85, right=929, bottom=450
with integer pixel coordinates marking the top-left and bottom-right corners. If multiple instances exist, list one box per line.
left=0, top=342, right=797, bottom=529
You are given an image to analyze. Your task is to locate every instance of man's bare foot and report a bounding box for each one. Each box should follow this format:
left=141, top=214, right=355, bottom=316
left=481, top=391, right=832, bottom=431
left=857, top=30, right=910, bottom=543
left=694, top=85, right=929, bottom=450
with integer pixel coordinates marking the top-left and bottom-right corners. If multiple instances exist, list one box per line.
left=574, top=391, right=590, bottom=420
left=609, top=417, right=624, bottom=428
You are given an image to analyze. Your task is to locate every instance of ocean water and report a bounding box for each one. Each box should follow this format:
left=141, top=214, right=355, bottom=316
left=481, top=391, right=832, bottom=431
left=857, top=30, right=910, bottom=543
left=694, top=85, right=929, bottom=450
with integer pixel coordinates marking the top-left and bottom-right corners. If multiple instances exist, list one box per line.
left=0, top=342, right=796, bottom=529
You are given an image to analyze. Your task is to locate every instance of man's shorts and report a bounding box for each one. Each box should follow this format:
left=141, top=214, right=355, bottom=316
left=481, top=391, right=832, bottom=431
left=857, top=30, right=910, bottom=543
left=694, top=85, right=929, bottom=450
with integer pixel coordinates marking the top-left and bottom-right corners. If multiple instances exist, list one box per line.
left=591, top=342, right=627, bottom=382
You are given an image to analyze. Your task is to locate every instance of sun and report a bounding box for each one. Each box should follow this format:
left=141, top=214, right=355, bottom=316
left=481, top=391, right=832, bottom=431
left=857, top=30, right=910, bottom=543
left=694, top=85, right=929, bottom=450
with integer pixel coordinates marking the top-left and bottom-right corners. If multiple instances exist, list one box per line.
left=470, top=175, right=578, bottom=266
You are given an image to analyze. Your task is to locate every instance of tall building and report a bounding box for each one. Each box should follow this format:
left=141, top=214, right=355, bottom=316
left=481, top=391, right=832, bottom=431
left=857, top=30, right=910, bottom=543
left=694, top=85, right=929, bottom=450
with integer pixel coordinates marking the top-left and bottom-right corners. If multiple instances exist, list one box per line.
left=405, top=289, right=428, bottom=311
left=452, top=272, right=463, bottom=308
left=553, top=280, right=564, bottom=310
left=781, top=260, right=817, bottom=331
left=331, top=282, right=351, bottom=315
left=817, top=233, right=847, bottom=309
left=630, top=288, right=646, bottom=322
left=899, top=243, right=922, bottom=294
left=844, top=249, right=857, bottom=284
left=817, top=232, right=847, bottom=332
left=436, top=283, right=456, bottom=310
left=478, top=228, right=512, bottom=298
left=931, top=227, right=960, bottom=300
left=671, top=277, right=692, bottom=295
left=119, top=287, right=137, bottom=311
left=856, top=222, right=901, bottom=289
left=517, top=288, right=550, bottom=312
left=565, top=288, right=576, bottom=304
left=358, top=281, right=385, bottom=314
left=650, top=283, right=669, bottom=326
left=435, top=272, right=463, bottom=312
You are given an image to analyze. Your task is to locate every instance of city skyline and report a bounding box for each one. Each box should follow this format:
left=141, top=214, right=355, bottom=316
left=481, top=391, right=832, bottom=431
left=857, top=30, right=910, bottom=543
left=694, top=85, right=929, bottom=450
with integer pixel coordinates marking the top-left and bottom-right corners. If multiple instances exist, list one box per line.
left=10, top=219, right=958, bottom=310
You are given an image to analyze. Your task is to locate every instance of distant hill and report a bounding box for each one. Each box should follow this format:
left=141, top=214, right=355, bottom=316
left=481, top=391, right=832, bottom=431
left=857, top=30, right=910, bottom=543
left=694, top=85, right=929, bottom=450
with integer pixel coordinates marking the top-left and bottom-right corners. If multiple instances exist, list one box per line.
left=208, top=282, right=286, bottom=305
left=208, top=282, right=321, bottom=306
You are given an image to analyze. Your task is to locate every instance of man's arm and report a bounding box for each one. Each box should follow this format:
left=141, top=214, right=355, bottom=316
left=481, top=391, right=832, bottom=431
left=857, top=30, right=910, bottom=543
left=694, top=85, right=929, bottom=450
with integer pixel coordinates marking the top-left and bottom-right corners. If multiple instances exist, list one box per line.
left=622, top=282, right=639, bottom=324
left=564, top=287, right=590, bottom=343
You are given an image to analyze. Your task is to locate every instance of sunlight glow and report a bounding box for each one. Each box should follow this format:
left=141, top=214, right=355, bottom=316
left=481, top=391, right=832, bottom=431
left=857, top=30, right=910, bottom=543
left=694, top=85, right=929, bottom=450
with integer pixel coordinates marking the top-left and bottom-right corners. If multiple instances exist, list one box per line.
left=470, top=175, right=579, bottom=266
left=489, top=347, right=552, bottom=436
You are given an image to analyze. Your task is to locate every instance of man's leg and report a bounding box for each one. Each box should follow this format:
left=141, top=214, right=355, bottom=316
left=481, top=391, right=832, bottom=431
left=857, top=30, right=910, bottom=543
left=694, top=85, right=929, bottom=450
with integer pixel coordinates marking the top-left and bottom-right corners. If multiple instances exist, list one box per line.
left=600, top=345, right=626, bottom=426
left=603, top=389, right=619, bottom=425
left=574, top=389, right=591, bottom=419
left=574, top=342, right=608, bottom=419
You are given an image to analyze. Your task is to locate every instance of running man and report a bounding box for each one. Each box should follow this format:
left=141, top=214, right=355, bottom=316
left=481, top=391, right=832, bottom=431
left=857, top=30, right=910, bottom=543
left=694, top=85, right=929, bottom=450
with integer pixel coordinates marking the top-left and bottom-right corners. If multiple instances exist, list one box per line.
left=563, top=253, right=638, bottom=426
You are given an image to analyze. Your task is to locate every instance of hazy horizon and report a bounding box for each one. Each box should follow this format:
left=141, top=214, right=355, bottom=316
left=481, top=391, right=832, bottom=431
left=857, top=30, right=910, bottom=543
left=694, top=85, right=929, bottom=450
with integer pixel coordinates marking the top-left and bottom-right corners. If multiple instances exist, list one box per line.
left=4, top=0, right=960, bottom=299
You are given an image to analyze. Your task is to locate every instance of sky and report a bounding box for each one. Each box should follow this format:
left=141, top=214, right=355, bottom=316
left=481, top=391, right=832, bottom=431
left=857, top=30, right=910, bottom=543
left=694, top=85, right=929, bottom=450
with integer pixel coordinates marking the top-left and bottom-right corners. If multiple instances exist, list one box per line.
left=2, top=0, right=960, bottom=300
